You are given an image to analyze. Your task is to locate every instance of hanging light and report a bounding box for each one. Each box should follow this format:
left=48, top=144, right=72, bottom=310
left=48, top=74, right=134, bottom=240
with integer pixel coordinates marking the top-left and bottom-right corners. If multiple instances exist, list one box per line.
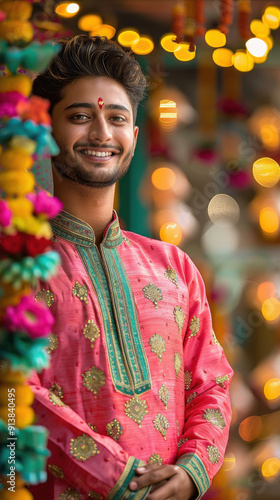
left=232, top=49, right=254, bottom=72
left=261, top=457, right=280, bottom=480
left=205, top=29, right=226, bottom=48
left=90, top=24, right=116, bottom=40
left=173, top=43, right=196, bottom=62
left=118, top=29, right=140, bottom=47
left=78, top=14, right=102, bottom=32
left=259, top=208, right=279, bottom=235
left=131, top=36, right=154, bottom=55
left=160, top=33, right=179, bottom=53
left=262, top=6, right=280, bottom=30
left=55, top=2, right=80, bottom=18
left=159, top=222, right=182, bottom=246
left=252, top=157, right=280, bottom=188
left=212, top=48, right=233, bottom=67
left=151, top=167, right=176, bottom=190
left=159, top=99, right=178, bottom=130
left=263, top=378, right=280, bottom=400
left=246, top=38, right=268, bottom=58
left=259, top=35, right=274, bottom=52
left=250, top=19, right=271, bottom=37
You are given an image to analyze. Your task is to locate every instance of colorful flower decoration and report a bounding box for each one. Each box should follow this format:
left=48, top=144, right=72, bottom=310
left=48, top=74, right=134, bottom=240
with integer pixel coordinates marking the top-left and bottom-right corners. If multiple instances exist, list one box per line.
left=27, top=191, right=63, bottom=219
left=5, top=294, right=54, bottom=338
left=0, top=251, right=60, bottom=288
left=0, top=118, right=60, bottom=155
left=0, top=200, right=12, bottom=227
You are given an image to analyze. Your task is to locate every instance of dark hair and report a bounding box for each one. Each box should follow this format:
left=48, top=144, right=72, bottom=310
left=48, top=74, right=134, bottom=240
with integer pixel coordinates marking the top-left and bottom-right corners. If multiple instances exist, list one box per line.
left=32, top=34, right=147, bottom=122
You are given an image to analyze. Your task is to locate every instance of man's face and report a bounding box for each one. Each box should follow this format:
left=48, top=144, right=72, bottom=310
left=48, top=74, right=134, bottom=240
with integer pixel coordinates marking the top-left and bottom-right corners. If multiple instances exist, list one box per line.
left=51, top=76, right=139, bottom=188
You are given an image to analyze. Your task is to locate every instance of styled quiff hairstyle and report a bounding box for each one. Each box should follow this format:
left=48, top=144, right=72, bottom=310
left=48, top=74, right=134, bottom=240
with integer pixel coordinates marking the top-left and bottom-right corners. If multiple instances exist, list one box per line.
left=32, top=34, right=147, bottom=122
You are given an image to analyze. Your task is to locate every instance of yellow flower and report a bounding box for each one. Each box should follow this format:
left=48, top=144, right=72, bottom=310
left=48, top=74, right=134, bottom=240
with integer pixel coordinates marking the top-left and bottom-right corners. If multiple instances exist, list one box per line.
left=7, top=197, right=33, bottom=217
left=0, top=148, right=33, bottom=170
left=0, top=170, right=34, bottom=196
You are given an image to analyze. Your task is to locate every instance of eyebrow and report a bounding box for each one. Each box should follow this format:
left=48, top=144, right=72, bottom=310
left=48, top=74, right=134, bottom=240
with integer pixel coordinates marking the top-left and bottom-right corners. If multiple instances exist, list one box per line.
left=64, top=102, right=131, bottom=113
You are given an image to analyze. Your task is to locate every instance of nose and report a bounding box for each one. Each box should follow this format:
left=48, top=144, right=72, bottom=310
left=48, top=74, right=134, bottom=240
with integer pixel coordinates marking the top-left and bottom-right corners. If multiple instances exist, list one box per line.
left=88, top=116, right=112, bottom=143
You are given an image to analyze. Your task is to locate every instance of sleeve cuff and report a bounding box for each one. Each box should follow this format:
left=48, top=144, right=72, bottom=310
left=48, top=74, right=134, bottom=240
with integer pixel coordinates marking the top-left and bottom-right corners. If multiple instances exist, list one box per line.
left=106, top=457, right=150, bottom=500
left=176, top=453, right=210, bottom=500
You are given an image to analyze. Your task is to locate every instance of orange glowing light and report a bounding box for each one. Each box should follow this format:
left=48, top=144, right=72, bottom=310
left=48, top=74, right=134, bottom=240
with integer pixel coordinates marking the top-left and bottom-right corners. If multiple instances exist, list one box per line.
left=259, top=208, right=279, bottom=235
left=78, top=14, right=102, bottom=32
left=212, top=48, right=233, bottom=67
left=55, top=2, right=79, bottom=17
left=160, top=222, right=182, bottom=246
left=160, top=33, right=179, bottom=52
left=262, top=7, right=280, bottom=30
left=232, top=50, right=254, bottom=72
left=118, top=29, right=140, bottom=47
left=90, top=25, right=116, bottom=40
left=264, top=378, right=280, bottom=400
left=250, top=19, right=271, bottom=37
left=262, top=297, right=280, bottom=321
left=151, top=167, right=176, bottom=191
left=253, top=157, right=280, bottom=188
left=222, top=453, right=236, bottom=471
left=174, top=43, right=196, bottom=61
left=260, top=124, right=280, bottom=150
left=239, top=415, right=263, bottom=442
left=262, top=457, right=280, bottom=479
left=257, top=281, right=276, bottom=303
left=131, top=36, right=154, bottom=55
left=205, top=29, right=226, bottom=48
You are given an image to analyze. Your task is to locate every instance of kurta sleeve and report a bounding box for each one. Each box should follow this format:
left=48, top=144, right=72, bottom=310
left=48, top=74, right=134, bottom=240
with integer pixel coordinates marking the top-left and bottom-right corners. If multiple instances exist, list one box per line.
left=175, top=258, right=233, bottom=499
left=28, top=370, right=150, bottom=499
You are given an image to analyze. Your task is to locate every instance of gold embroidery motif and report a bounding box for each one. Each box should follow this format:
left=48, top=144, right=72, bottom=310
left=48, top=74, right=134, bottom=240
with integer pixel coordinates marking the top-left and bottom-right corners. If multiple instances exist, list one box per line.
left=49, top=382, right=66, bottom=407
left=70, top=434, right=100, bottom=462
left=207, top=445, right=220, bottom=464
left=82, top=366, right=105, bottom=397
left=142, top=283, right=163, bottom=309
left=187, top=392, right=197, bottom=404
left=123, top=236, right=131, bottom=246
left=203, top=409, right=226, bottom=429
left=88, top=493, right=104, bottom=500
left=83, top=320, right=100, bottom=348
left=184, top=370, right=192, bottom=390
left=88, top=423, right=97, bottom=432
left=106, top=419, right=123, bottom=442
left=176, top=420, right=179, bottom=436
left=212, top=330, right=220, bottom=345
left=158, top=384, right=169, bottom=409
left=149, top=334, right=166, bottom=360
left=214, top=374, right=230, bottom=388
left=174, top=352, right=181, bottom=377
left=45, top=333, right=58, bottom=354
left=173, top=306, right=185, bottom=333
left=48, top=464, right=64, bottom=479
left=73, top=281, right=88, bottom=304
left=35, top=289, right=54, bottom=308
left=178, top=437, right=188, bottom=449
left=164, top=267, right=179, bottom=288
left=189, top=316, right=200, bottom=337
left=153, top=414, right=169, bottom=440
left=147, top=453, right=163, bottom=465
left=59, top=488, right=81, bottom=499
left=124, top=395, right=148, bottom=428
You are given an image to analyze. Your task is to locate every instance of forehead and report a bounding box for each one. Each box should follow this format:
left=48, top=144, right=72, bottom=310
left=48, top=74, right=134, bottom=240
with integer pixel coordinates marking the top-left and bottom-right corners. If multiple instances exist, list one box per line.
left=60, top=75, right=132, bottom=111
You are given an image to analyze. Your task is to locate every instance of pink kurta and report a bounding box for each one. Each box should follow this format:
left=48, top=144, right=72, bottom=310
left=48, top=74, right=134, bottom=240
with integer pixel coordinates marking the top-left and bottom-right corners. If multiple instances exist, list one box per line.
left=28, top=210, right=233, bottom=500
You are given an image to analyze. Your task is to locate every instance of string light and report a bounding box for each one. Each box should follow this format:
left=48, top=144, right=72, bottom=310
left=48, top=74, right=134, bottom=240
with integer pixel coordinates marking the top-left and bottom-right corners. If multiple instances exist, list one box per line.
left=151, top=167, right=176, bottom=191
left=159, top=222, right=182, bottom=246
left=212, top=48, right=233, bottom=67
left=118, top=29, right=140, bottom=47
left=173, top=43, right=196, bottom=61
left=239, top=416, right=263, bottom=442
left=131, top=36, right=154, bottom=55
left=253, top=157, right=280, bottom=188
left=90, top=25, right=116, bottom=40
left=232, top=50, right=254, bottom=72
left=205, top=29, right=226, bottom=48
left=246, top=38, right=268, bottom=58
left=262, top=297, right=280, bottom=320
left=78, top=14, right=102, bottom=32
left=261, top=457, right=280, bottom=480
left=264, top=378, right=280, bottom=400
left=262, top=6, right=280, bottom=30
left=250, top=19, right=271, bottom=37
left=160, top=33, right=179, bottom=52
left=55, top=2, right=79, bottom=18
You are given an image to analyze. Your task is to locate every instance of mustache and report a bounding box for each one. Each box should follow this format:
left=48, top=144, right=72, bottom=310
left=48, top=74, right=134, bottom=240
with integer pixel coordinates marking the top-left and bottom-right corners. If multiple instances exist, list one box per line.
left=74, top=142, right=122, bottom=153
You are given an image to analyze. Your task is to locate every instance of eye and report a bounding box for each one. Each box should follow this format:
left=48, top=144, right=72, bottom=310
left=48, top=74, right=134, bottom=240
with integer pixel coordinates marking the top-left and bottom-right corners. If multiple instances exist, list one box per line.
left=110, top=115, right=127, bottom=122
left=71, top=114, right=90, bottom=121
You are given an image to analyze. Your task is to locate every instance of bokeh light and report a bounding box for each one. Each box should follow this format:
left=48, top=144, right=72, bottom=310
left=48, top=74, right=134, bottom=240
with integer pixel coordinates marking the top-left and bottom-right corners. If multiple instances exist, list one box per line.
left=257, top=281, right=276, bottom=303
left=259, top=124, right=280, bottom=150
left=208, top=194, right=240, bottom=226
left=250, top=19, right=271, bottom=37
left=151, top=167, right=176, bottom=191
left=55, top=2, right=80, bottom=17
left=246, top=38, right=268, bottom=58
left=201, top=223, right=239, bottom=256
left=174, top=43, right=196, bottom=61
left=78, top=14, right=102, bottom=32
left=159, top=99, right=178, bottom=130
left=222, top=452, right=236, bottom=471
left=264, top=378, right=280, bottom=400
left=252, top=157, right=280, bottom=188
left=212, top=48, right=234, bottom=67
left=90, top=25, right=116, bottom=39
left=205, top=29, right=226, bottom=48
left=239, top=415, right=263, bottom=442
left=262, top=297, right=280, bottom=321
left=160, top=33, right=179, bottom=52
left=118, top=29, right=140, bottom=47
left=131, top=36, right=154, bottom=55
left=232, top=50, right=254, bottom=72
left=262, top=6, right=280, bottom=30
left=261, top=457, right=280, bottom=480
left=159, top=222, right=182, bottom=246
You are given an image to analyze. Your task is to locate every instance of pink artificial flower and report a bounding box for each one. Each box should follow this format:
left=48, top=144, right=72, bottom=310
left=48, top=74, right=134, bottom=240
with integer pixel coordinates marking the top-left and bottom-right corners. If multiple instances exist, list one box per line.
left=0, top=200, right=12, bottom=227
left=27, top=191, right=63, bottom=219
left=5, top=294, right=55, bottom=339
left=0, top=92, right=28, bottom=118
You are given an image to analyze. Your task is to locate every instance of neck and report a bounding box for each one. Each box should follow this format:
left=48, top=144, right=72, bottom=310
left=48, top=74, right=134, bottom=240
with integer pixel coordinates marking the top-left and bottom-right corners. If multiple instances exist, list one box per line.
left=52, top=168, right=115, bottom=246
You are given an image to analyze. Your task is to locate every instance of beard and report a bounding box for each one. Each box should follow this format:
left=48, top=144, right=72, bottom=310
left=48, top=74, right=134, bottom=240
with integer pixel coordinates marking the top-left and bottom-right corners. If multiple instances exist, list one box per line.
left=51, top=144, right=134, bottom=188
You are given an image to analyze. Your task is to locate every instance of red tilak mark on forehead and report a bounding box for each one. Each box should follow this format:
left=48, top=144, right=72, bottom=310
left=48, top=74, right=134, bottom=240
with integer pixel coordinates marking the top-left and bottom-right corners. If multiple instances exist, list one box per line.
left=98, top=98, right=104, bottom=109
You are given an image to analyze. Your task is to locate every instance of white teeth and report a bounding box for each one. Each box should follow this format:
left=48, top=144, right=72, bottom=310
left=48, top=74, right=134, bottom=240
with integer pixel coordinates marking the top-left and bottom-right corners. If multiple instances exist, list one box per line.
left=83, top=150, right=113, bottom=157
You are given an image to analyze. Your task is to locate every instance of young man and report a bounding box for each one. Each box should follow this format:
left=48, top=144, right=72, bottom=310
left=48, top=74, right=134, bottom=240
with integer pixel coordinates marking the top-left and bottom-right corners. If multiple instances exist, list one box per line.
left=29, top=35, right=233, bottom=500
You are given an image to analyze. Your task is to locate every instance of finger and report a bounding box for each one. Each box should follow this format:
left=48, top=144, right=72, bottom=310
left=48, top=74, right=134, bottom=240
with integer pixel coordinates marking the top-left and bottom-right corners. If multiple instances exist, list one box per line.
left=146, top=475, right=179, bottom=500
left=150, top=479, right=168, bottom=492
left=135, top=464, right=162, bottom=475
left=129, top=465, right=177, bottom=491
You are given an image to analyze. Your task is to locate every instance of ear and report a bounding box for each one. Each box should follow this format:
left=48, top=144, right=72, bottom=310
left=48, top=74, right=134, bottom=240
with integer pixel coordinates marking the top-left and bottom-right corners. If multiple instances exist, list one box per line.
left=132, top=126, right=139, bottom=153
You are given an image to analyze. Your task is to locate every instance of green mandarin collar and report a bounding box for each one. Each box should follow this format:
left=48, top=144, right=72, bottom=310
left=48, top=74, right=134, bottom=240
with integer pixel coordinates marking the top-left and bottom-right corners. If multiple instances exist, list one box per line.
left=50, top=210, right=123, bottom=248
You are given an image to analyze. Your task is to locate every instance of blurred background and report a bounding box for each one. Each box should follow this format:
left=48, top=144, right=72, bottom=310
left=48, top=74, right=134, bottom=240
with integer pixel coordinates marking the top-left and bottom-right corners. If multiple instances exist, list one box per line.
left=32, top=1, right=280, bottom=498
